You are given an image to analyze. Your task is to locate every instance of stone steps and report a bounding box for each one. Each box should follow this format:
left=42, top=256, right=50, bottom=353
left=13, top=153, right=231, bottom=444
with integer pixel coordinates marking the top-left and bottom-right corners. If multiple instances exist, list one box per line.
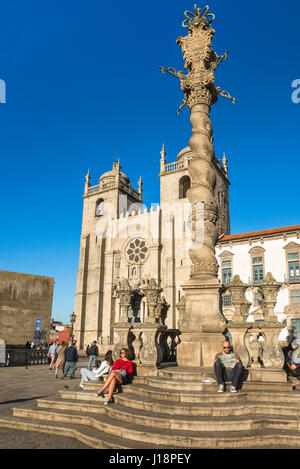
left=9, top=407, right=300, bottom=449
left=34, top=395, right=300, bottom=432
left=0, top=415, right=167, bottom=449
left=37, top=393, right=300, bottom=423
left=142, top=376, right=294, bottom=392
left=2, top=365, right=300, bottom=448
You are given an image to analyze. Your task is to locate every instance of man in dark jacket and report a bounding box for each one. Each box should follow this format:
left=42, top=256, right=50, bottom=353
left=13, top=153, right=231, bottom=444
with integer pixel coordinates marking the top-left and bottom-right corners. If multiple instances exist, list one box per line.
left=61, top=342, right=79, bottom=379
left=87, top=341, right=99, bottom=370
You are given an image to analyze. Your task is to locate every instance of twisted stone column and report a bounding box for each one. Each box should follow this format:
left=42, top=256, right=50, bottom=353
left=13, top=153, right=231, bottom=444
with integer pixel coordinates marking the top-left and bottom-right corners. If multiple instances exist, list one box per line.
left=165, top=6, right=232, bottom=366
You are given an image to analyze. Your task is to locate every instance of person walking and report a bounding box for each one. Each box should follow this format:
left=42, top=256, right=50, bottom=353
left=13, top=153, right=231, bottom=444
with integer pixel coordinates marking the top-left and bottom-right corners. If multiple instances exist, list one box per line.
left=87, top=341, right=99, bottom=370
left=48, top=340, right=58, bottom=370
left=61, top=341, right=78, bottom=379
left=79, top=350, right=114, bottom=388
left=54, top=341, right=67, bottom=378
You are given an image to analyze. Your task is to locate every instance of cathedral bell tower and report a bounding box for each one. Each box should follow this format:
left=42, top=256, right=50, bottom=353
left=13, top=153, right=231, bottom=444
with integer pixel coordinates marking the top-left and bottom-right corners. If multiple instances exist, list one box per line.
left=73, top=160, right=143, bottom=348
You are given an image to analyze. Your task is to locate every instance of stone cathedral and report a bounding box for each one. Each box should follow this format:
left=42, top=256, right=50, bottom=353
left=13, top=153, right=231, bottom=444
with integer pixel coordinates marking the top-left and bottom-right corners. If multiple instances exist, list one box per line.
left=74, top=146, right=230, bottom=349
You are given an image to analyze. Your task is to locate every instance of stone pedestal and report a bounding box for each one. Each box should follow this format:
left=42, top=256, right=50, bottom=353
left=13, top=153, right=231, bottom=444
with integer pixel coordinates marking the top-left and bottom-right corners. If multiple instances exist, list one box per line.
left=177, top=279, right=226, bottom=367
left=247, top=368, right=287, bottom=383
left=229, top=321, right=287, bottom=384
left=132, top=323, right=161, bottom=368
left=111, top=322, right=130, bottom=361
left=228, top=324, right=249, bottom=366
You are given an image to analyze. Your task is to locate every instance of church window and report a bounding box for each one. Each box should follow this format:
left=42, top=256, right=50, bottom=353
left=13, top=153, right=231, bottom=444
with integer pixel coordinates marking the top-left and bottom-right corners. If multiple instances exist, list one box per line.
left=95, top=199, right=104, bottom=217
left=179, top=176, right=191, bottom=199
left=126, top=238, right=149, bottom=264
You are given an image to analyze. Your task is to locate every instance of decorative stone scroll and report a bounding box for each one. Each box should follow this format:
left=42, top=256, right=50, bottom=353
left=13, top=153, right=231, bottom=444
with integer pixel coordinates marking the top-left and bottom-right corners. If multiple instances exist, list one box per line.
left=140, top=278, right=162, bottom=323
left=228, top=272, right=285, bottom=379
left=114, top=278, right=133, bottom=323
left=257, top=272, right=282, bottom=323
left=226, top=275, right=251, bottom=324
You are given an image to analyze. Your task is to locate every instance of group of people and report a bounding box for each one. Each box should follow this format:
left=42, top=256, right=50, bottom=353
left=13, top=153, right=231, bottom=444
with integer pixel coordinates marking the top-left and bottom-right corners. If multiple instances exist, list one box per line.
left=81, top=346, right=134, bottom=405
left=48, top=340, right=79, bottom=379
left=25, top=341, right=48, bottom=350
left=47, top=338, right=134, bottom=405
left=44, top=335, right=300, bottom=400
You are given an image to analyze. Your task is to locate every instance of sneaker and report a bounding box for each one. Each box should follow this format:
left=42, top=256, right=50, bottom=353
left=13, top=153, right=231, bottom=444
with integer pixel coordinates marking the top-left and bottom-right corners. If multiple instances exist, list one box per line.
left=218, top=384, right=225, bottom=393
left=230, top=385, right=237, bottom=393
left=96, top=391, right=105, bottom=398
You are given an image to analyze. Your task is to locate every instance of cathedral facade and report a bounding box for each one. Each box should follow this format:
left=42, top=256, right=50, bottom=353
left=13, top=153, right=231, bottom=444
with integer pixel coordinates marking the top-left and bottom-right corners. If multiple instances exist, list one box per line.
left=74, top=146, right=230, bottom=349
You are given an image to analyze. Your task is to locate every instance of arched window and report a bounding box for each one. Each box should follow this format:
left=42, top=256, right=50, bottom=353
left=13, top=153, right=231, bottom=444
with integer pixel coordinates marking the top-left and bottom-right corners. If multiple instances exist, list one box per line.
left=179, top=175, right=191, bottom=199
left=95, top=199, right=104, bottom=217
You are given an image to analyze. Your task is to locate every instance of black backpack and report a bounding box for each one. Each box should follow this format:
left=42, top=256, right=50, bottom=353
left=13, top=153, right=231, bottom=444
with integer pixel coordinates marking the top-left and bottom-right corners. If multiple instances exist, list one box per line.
left=89, top=345, right=98, bottom=356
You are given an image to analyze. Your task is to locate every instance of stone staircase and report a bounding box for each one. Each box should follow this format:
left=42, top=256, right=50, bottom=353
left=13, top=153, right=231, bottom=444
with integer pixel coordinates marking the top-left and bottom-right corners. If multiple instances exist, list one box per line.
left=1, top=366, right=300, bottom=449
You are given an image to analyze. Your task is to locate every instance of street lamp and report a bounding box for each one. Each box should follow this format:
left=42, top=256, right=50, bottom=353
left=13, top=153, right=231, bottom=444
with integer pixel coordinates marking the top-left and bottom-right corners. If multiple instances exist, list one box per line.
left=70, top=312, right=76, bottom=343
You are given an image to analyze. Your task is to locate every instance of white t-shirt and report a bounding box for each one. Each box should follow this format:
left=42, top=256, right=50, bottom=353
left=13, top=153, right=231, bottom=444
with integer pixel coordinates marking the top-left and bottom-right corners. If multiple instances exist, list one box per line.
left=93, top=360, right=111, bottom=378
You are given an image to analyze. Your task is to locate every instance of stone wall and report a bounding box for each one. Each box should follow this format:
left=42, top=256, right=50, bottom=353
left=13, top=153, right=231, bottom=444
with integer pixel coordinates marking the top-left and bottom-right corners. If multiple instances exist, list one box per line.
left=0, top=271, right=54, bottom=346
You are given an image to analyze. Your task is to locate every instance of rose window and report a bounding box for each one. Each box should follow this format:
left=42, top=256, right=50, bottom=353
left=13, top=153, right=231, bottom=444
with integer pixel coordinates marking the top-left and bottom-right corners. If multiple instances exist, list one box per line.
left=126, top=238, right=149, bottom=264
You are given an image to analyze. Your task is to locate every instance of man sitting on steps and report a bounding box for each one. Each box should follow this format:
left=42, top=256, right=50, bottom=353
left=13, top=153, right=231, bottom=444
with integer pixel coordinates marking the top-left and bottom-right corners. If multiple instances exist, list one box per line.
left=214, top=340, right=244, bottom=393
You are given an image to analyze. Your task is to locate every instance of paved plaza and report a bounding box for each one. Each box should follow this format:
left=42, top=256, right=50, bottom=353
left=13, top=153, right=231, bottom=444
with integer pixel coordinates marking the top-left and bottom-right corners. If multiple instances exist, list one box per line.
left=0, top=357, right=91, bottom=449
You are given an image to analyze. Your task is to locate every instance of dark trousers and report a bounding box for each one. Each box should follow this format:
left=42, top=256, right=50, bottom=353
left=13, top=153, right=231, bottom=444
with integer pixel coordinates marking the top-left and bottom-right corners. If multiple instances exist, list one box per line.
left=214, top=359, right=244, bottom=387
left=63, top=361, right=77, bottom=378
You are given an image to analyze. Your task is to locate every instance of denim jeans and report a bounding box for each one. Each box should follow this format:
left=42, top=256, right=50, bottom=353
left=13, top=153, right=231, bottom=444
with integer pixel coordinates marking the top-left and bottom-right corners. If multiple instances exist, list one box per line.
left=214, top=359, right=244, bottom=387
left=63, top=361, right=77, bottom=378
left=88, top=355, right=97, bottom=370
left=80, top=368, right=99, bottom=386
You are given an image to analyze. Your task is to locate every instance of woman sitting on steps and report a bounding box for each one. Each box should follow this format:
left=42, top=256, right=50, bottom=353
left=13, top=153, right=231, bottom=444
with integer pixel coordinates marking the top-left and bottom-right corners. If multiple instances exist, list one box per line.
left=79, top=350, right=114, bottom=388
left=96, top=348, right=133, bottom=405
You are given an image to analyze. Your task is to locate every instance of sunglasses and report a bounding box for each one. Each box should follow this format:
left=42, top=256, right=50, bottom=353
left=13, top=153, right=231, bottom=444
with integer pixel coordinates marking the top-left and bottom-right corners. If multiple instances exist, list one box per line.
left=120, top=351, right=126, bottom=354
left=223, top=346, right=230, bottom=349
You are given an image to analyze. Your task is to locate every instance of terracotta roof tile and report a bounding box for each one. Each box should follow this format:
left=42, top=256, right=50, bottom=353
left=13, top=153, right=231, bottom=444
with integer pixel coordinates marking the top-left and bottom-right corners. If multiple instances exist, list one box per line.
left=219, top=225, right=300, bottom=242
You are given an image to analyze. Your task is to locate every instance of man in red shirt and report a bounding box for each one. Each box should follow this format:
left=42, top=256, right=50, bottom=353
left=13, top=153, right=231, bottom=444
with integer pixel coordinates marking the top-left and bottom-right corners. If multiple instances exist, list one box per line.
left=96, top=348, right=133, bottom=404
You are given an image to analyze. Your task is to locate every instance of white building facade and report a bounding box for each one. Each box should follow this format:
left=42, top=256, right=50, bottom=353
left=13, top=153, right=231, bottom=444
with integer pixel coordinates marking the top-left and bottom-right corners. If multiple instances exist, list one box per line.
left=216, top=225, right=300, bottom=342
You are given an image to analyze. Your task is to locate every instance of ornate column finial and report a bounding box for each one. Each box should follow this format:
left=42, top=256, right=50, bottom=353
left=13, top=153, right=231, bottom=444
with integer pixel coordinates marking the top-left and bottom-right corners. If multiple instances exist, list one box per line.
left=160, top=144, right=166, bottom=173
left=138, top=175, right=143, bottom=196
left=84, top=168, right=91, bottom=195
left=222, top=152, right=228, bottom=176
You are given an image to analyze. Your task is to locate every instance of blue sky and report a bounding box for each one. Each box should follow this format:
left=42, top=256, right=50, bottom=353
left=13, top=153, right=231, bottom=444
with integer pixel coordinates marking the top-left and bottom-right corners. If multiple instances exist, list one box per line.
left=0, top=0, right=299, bottom=323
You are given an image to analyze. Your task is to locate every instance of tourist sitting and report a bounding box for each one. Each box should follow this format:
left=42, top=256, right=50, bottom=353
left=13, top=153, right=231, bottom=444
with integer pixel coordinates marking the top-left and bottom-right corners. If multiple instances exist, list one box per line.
left=214, top=340, right=245, bottom=393
left=96, top=348, right=133, bottom=405
left=287, top=339, right=300, bottom=380
left=79, top=350, right=114, bottom=388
